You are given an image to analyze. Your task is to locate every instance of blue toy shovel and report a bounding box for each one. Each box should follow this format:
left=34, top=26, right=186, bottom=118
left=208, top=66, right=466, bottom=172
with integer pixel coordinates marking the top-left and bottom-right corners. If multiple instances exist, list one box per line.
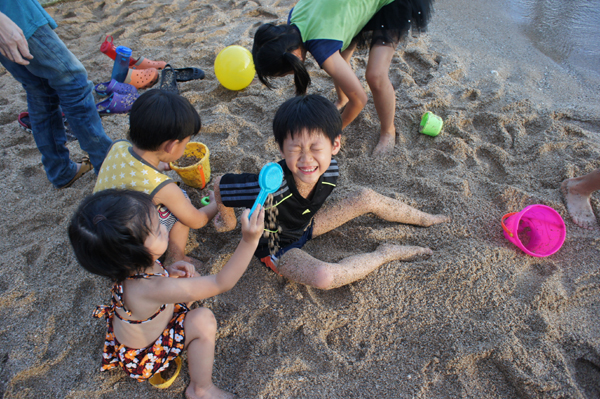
left=249, top=162, right=284, bottom=218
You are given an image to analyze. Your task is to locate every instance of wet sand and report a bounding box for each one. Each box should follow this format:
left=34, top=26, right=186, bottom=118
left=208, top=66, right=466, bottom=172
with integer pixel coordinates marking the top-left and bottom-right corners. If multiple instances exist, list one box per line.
left=0, top=0, right=599, bottom=398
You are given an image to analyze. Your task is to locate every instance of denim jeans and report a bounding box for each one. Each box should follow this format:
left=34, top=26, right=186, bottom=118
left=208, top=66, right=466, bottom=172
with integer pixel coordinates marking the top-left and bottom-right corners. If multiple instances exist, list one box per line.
left=0, top=24, right=112, bottom=187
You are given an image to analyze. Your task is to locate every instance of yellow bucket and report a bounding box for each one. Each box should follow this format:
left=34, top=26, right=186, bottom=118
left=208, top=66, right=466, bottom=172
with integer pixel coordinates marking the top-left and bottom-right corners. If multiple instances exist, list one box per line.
left=170, top=142, right=211, bottom=188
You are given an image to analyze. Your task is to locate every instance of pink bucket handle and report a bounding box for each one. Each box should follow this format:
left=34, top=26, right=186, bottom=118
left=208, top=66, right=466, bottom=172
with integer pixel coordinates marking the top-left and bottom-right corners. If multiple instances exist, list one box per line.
left=501, top=212, right=517, bottom=237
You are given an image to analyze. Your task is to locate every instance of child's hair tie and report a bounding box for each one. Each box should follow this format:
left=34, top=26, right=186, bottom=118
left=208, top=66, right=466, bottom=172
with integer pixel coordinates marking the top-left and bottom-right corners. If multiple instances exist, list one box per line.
left=93, top=215, right=106, bottom=224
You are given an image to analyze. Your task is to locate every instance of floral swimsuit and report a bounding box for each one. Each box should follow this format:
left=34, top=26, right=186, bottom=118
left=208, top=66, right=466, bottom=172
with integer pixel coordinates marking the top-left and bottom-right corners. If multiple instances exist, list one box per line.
left=92, top=261, right=188, bottom=381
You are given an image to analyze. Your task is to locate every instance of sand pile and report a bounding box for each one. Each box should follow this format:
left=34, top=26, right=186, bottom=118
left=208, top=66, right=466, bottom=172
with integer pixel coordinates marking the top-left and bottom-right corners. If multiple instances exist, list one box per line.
left=0, top=0, right=599, bottom=398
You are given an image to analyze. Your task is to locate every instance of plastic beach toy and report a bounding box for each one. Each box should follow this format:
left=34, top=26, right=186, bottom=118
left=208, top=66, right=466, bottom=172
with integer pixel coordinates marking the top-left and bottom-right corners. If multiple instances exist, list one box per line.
left=201, top=196, right=210, bottom=206
left=214, top=45, right=255, bottom=91
left=249, top=162, right=284, bottom=218
left=148, top=356, right=182, bottom=389
left=501, top=204, right=566, bottom=257
left=420, top=111, right=443, bottom=136
left=169, top=142, right=211, bottom=189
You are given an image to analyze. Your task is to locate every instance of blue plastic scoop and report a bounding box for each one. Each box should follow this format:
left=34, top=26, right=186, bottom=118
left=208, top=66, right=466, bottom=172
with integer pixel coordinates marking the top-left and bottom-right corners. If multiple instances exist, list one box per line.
left=249, top=162, right=283, bottom=218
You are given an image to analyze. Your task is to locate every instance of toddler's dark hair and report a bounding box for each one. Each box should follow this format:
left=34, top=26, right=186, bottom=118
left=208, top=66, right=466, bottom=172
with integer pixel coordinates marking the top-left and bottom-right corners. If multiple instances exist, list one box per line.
left=273, top=94, right=341, bottom=150
left=68, top=189, right=156, bottom=282
left=252, top=23, right=310, bottom=95
left=128, top=89, right=201, bottom=151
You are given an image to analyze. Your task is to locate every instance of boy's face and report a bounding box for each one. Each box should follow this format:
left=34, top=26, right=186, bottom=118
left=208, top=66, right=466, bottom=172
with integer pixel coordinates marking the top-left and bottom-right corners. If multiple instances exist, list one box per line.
left=280, top=129, right=341, bottom=189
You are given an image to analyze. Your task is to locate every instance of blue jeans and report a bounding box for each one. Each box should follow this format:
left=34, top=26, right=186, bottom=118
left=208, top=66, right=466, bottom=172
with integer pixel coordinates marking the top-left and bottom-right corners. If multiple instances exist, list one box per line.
left=0, top=24, right=112, bottom=187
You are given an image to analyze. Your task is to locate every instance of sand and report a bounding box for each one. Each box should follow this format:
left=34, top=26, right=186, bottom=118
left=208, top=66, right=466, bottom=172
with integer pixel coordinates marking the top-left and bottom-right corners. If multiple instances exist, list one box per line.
left=1, top=0, right=600, bottom=398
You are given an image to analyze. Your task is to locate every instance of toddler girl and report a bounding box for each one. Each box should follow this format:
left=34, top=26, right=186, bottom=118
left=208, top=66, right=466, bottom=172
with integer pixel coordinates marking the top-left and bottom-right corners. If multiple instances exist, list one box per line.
left=68, top=189, right=264, bottom=399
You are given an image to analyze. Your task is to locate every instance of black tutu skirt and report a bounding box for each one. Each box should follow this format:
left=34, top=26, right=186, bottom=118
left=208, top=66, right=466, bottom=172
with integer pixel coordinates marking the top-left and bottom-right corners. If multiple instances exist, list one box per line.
left=357, top=0, right=434, bottom=48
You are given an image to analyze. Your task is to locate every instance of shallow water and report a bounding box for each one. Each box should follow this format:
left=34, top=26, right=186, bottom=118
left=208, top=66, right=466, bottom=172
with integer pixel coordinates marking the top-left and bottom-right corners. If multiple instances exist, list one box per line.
left=506, top=0, right=600, bottom=79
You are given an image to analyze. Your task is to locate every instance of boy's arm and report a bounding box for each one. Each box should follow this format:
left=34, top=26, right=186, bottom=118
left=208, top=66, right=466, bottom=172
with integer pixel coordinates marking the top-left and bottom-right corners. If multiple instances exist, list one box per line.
left=153, top=182, right=217, bottom=229
left=139, top=207, right=264, bottom=303
left=213, top=176, right=237, bottom=232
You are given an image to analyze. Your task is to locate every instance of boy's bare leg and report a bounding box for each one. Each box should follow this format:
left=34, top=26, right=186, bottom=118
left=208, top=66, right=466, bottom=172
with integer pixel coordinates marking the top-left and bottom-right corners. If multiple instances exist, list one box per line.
left=561, top=168, right=600, bottom=230
left=164, top=221, right=203, bottom=268
left=334, top=40, right=358, bottom=110
left=184, top=308, right=236, bottom=399
left=366, top=45, right=397, bottom=157
left=312, top=188, right=450, bottom=237
left=213, top=176, right=237, bottom=232
left=278, top=245, right=431, bottom=290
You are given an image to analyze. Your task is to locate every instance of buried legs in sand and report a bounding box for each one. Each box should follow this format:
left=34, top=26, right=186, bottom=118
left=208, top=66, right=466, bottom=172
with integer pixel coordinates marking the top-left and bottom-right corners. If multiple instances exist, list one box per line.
left=561, top=168, right=600, bottom=230
left=277, top=188, right=450, bottom=290
left=184, top=308, right=236, bottom=399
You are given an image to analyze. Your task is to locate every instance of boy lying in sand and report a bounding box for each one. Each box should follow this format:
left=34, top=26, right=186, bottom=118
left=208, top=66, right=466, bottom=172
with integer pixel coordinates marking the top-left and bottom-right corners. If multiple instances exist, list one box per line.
left=562, top=168, right=600, bottom=230
left=214, top=95, right=450, bottom=290
left=94, top=90, right=217, bottom=266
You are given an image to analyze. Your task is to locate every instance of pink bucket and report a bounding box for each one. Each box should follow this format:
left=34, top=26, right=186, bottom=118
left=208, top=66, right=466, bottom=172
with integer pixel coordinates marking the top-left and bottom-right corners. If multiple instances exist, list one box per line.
left=501, top=204, right=566, bottom=257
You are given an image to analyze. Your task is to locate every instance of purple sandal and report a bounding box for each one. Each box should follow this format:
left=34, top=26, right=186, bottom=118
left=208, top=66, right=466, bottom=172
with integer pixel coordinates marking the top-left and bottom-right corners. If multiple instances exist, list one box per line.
left=94, top=79, right=138, bottom=96
left=96, top=92, right=139, bottom=115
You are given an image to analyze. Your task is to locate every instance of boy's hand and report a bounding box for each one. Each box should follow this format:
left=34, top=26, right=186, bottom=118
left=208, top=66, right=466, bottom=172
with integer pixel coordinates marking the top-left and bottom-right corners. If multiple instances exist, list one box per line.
left=166, top=261, right=196, bottom=278
left=157, top=161, right=171, bottom=172
left=240, top=206, right=264, bottom=244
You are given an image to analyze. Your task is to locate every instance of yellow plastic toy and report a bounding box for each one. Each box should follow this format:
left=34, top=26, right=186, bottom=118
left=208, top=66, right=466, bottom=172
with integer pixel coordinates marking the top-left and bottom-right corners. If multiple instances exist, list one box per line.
left=214, top=45, right=255, bottom=90
left=169, top=142, right=211, bottom=189
left=148, top=357, right=182, bottom=389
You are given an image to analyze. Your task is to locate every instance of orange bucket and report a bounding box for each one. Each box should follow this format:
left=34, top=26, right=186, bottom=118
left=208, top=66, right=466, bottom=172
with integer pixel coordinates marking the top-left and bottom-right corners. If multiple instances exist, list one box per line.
left=169, top=142, right=211, bottom=188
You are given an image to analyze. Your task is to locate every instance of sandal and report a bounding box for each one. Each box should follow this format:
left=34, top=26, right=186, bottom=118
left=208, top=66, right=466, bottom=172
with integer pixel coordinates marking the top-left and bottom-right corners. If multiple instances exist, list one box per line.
left=158, top=65, right=178, bottom=94
left=18, top=111, right=76, bottom=142
left=60, top=156, right=92, bottom=189
left=94, top=79, right=138, bottom=96
left=100, top=36, right=166, bottom=70
left=132, top=56, right=167, bottom=70
left=123, top=68, right=159, bottom=89
left=96, top=92, right=139, bottom=115
left=175, top=67, right=205, bottom=82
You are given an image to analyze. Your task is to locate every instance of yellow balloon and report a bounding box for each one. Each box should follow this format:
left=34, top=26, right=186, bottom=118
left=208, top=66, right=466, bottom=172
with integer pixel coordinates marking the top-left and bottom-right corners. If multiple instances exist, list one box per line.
left=214, top=45, right=255, bottom=91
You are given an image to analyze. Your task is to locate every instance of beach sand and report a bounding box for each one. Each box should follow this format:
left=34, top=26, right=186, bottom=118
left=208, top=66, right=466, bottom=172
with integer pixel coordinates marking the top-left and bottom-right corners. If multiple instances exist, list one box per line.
left=1, top=0, right=599, bottom=397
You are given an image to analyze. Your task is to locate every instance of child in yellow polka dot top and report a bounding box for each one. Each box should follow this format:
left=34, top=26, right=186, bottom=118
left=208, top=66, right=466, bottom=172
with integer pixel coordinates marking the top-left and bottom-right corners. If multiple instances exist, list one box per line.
left=94, top=90, right=216, bottom=266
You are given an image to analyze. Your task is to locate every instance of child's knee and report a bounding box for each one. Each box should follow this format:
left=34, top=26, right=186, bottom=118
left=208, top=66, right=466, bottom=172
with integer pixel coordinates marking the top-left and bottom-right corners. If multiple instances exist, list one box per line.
left=311, top=265, right=335, bottom=290
left=365, top=69, right=389, bottom=91
left=187, top=307, right=217, bottom=336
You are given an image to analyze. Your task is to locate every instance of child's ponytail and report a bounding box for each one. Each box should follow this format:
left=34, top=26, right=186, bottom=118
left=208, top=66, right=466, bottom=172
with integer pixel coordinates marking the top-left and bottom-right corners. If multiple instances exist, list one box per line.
left=282, top=52, right=310, bottom=95
left=252, top=23, right=310, bottom=95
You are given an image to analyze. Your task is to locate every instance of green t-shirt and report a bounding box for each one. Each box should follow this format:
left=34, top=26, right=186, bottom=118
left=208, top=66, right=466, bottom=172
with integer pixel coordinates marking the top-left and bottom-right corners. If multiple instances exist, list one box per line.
left=290, top=0, right=394, bottom=51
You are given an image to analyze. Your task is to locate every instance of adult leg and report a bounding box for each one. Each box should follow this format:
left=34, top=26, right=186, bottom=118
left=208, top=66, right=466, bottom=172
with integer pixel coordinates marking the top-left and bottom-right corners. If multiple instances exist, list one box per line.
left=312, top=187, right=450, bottom=237
left=365, top=44, right=397, bottom=157
left=24, top=25, right=112, bottom=173
left=278, top=245, right=431, bottom=290
left=183, top=308, right=235, bottom=399
left=0, top=52, right=76, bottom=187
left=334, top=40, right=358, bottom=110
left=561, top=169, right=600, bottom=229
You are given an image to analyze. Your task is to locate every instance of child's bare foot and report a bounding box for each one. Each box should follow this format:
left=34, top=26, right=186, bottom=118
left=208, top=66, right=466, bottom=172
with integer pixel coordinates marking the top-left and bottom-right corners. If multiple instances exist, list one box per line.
left=377, top=243, right=433, bottom=262
left=561, top=178, right=599, bottom=230
left=372, top=133, right=395, bottom=157
left=420, top=214, right=451, bottom=227
left=185, top=384, right=237, bottom=399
